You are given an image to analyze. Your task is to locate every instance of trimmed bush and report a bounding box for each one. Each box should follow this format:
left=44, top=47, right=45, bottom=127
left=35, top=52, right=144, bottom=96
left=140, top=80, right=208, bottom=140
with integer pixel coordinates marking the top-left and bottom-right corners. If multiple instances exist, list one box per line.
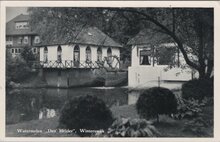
left=182, top=78, right=213, bottom=100
left=59, top=95, right=114, bottom=136
left=136, top=87, right=177, bottom=121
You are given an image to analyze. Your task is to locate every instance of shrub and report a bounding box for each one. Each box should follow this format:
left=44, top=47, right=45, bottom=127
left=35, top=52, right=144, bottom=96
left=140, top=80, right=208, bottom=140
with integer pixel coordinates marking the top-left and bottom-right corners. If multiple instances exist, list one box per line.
left=182, top=78, right=213, bottom=100
left=104, top=118, right=160, bottom=137
left=6, top=53, right=32, bottom=83
left=136, top=87, right=177, bottom=121
left=59, top=95, right=114, bottom=137
left=172, top=98, right=208, bottom=120
left=182, top=117, right=211, bottom=137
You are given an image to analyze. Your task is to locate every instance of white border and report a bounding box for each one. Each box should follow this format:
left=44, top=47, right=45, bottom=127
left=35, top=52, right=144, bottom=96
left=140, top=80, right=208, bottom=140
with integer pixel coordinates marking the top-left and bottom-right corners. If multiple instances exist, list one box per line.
left=1, top=1, right=220, bottom=142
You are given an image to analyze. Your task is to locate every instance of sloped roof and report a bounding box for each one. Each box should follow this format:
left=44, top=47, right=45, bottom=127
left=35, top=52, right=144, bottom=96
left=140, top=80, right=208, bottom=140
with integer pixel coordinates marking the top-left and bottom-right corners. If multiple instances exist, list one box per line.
left=39, top=26, right=123, bottom=48
left=127, top=28, right=173, bottom=46
left=6, top=14, right=37, bottom=36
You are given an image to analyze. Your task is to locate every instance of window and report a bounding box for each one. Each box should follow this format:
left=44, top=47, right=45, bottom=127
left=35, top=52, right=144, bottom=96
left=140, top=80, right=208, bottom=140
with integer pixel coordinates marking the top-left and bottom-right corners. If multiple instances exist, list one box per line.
left=15, top=48, right=18, bottom=53
left=57, top=45, right=62, bottom=63
left=107, top=47, right=112, bottom=63
left=6, top=37, right=12, bottom=41
left=156, top=47, right=176, bottom=65
left=6, top=37, right=13, bottom=46
left=34, top=36, right=40, bottom=44
left=11, top=49, right=14, bottom=53
left=85, top=46, right=91, bottom=62
left=15, top=22, right=29, bottom=29
left=18, top=37, right=23, bottom=44
left=73, top=45, right=80, bottom=67
left=140, top=49, right=151, bottom=65
left=33, top=48, right=37, bottom=53
left=44, top=46, right=48, bottom=63
left=97, top=47, right=102, bottom=61
left=18, top=48, right=21, bottom=53
left=24, top=36, right=28, bottom=44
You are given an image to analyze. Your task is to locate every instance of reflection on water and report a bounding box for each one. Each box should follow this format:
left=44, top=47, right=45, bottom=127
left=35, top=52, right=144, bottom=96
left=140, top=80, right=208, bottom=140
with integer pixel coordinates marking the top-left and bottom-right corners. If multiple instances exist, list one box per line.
left=6, top=87, right=140, bottom=125
left=39, top=108, right=56, bottom=119
left=128, top=90, right=141, bottom=105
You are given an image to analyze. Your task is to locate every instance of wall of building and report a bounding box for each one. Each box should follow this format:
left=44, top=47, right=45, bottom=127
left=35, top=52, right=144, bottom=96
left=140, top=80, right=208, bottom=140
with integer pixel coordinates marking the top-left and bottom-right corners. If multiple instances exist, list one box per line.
left=131, top=45, right=187, bottom=67
left=6, top=35, right=40, bottom=47
left=129, top=45, right=197, bottom=89
left=42, top=68, right=104, bottom=87
left=39, top=44, right=120, bottom=68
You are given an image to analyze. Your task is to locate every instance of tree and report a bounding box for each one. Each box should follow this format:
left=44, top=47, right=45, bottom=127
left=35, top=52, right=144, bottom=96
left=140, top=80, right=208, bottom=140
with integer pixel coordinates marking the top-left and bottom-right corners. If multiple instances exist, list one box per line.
left=28, top=7, right=213, bottom=79
left=21, top=47, right=36, bottom=63
left=107, top=8, right=213, bottom=79
left=6, top=49, right=32, bottom=83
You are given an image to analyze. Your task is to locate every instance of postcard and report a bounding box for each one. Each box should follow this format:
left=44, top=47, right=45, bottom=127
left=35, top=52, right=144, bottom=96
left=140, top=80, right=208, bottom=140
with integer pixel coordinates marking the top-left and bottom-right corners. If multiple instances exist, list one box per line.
left=0, top=1, right=219, bottom=142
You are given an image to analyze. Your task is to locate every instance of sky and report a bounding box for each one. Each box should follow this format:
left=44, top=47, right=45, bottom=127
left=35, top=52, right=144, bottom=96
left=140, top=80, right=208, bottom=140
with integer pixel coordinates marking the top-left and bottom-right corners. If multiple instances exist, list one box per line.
left=6, top=7, right=28, bottom=22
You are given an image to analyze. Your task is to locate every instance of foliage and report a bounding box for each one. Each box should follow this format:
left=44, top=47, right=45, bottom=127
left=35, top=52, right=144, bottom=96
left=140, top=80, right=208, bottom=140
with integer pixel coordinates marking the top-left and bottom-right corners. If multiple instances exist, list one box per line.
left=136, top=87, right=177, bottom=121
left=172, top=91, right=213, bottom=137
left=172, top=97, right=210, bottom=120
left=21, top=47, right=36, bottom=64
left=59, top=95, right=114, bottom=137
left=101, top=117, right=160, bottom=137
left=182, top=117, right=211, bottom=137
left=28, top=7, right=213, bottom=79
left=156, top=46, right=176, bottom=65
left=182, top=78, right=213, bottom=100
left=6, top=50, right=32, bottom=84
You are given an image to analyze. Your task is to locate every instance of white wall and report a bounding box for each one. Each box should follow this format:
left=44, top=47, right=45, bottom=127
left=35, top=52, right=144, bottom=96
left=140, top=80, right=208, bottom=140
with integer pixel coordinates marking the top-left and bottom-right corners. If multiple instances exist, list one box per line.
left=39, top=44, right=121, bottom=68
left=131, top=45, right=139, bottom=67
left=128, top=66, right=193, bottom=89
left=129, top=45, right=197, bottom=89
left=40, top=45, right=73, bottom=62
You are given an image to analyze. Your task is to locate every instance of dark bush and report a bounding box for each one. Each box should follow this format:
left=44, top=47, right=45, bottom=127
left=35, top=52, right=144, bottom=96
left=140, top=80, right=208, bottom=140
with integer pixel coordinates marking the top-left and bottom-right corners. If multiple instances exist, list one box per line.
left=136, top=87, right=177, bottom=121
left=182, top=78, right=213, bottom=100
left=59, top=95, right=114, bottom=137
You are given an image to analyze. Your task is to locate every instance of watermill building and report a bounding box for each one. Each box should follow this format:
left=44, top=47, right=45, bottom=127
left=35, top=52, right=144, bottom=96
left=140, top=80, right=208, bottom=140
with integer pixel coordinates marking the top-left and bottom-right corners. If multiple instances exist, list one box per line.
left=37, top=26, right=123, bottom=87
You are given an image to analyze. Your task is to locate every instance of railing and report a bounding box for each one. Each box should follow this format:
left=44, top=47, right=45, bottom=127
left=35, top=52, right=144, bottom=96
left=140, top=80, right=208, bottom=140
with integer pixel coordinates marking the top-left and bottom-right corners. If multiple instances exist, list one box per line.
left=29, top=60, right=105, bottom=69
left=28, top=56, right=121, bottom=71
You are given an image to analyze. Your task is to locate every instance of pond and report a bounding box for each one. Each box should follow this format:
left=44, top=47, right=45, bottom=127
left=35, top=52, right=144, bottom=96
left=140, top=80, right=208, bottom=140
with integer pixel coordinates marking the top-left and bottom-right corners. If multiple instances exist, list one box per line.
left=6, top=87, right=141, bottom=125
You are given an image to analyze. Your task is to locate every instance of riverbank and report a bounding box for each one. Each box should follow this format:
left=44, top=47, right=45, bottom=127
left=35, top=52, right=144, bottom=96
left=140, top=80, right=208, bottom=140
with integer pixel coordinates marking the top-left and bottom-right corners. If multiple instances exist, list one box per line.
left=6, top=104, right=213, bottom=137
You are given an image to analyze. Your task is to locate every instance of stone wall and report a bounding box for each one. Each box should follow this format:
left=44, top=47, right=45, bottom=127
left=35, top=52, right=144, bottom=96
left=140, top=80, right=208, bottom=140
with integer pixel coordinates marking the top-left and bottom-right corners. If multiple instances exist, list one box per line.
left=42, top=68, right=105, bottom=88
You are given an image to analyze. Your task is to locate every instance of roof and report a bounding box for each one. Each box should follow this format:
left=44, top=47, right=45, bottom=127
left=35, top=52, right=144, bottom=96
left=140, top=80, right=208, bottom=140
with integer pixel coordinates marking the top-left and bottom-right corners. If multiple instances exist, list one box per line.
left=127, top=28, right=173, bottom=46
left=6, top=14, right=37, bottom=36
left=39, top=27, right=123, bottom=48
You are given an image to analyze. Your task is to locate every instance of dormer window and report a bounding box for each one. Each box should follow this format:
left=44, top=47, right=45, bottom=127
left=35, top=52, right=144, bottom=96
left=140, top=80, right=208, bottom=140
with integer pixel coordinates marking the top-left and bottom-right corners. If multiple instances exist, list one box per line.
left=23, top=36, right=28, bottom=44
left=15, top=21, right=29, bottom=29
left=34, top=36, right=40, bottom=44
left=18, top=37, right=23, bottom=44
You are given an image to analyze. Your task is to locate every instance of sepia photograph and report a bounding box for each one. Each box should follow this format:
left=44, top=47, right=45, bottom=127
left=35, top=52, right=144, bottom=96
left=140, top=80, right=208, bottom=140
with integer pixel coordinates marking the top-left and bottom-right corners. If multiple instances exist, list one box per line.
left=1, top=1, right=217, bottom=140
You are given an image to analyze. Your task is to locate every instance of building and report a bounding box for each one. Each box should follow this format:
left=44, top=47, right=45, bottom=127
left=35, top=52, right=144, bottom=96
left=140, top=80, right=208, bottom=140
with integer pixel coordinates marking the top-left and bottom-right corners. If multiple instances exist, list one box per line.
left=6, top=14, right=40, bottom=58
left=38, top=26, right=122, bottom=69
left=37, top=26, right=123, bottom=87
left=128, top=29, right=196, bottom=89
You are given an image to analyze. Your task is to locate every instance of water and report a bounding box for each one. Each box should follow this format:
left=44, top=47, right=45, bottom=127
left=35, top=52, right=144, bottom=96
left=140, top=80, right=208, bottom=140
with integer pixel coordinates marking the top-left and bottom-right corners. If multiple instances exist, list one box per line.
left=6, top=87, right=140, bottom=125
